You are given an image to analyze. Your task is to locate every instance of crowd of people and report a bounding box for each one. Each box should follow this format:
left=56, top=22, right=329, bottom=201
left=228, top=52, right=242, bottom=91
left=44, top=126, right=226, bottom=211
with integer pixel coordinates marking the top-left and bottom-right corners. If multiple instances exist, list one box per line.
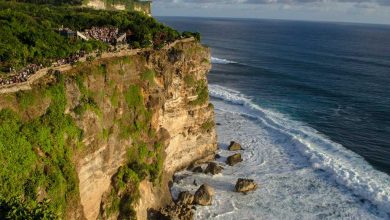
left=0, top=25, right=164, bottom=88
left=0, top=64, right=43, bottom=86
left=53, top=50, right=86, bottom=67
left=83, top=26, right=120, bottom=44
left=0, top=50, right=87, bottom=87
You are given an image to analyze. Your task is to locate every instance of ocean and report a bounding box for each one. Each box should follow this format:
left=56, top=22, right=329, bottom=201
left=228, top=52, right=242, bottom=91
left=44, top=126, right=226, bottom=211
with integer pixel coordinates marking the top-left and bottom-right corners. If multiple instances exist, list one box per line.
left=157, top=17, right=390, bottom=219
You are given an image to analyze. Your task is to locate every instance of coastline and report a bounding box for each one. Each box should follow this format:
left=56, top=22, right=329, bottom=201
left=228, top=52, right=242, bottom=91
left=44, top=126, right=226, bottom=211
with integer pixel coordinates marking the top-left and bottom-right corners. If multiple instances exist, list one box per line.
left=170, top=84, right=390, bottom=219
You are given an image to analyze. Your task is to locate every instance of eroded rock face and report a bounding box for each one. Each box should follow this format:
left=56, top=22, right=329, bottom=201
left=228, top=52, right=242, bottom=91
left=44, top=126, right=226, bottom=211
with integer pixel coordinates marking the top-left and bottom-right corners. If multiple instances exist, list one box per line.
left=226, top=153, right=243, bottom=166
left=204, top=162, right=223, bottom=175
left=235, top=178, right=257, bottom=193
left=194, top=184, right=214, bottom=206
left=228, top=141, right=242, bottom=151
left=72, top=41, right=216, bottom=219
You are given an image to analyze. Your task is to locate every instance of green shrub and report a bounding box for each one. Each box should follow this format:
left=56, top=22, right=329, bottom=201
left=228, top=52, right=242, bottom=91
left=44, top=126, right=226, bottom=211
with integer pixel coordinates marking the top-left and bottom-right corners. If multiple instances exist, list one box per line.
left=201, top=120, right=214, bottom=133
left=125, top=85, right=143, bottom=110
left=190, top=80, right=208, bottom=106
left=0, top=76, right=82, bottom=217
left=0, top=197, right=57, bottom=219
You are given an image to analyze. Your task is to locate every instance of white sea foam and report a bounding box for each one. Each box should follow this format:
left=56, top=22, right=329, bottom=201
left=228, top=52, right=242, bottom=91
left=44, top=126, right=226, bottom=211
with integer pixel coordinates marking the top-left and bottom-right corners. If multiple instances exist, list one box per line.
left=208, top=84, right=390, bottom=213
left=211, top=57, right=237, bottom=64
left=172, top=84, right=390, bottom=219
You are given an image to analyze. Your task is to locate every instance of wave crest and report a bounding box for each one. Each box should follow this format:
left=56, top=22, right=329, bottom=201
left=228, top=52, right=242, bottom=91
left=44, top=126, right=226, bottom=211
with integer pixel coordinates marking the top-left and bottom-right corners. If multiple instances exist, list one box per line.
left=209, top=84, right=390, bottom=213
left=211, top=57, right=237, bottom=64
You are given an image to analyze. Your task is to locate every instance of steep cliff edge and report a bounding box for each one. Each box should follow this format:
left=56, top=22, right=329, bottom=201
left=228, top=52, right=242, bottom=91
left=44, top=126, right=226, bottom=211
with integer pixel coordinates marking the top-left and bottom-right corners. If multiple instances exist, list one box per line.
left=0, top=40, right=216, bottom=219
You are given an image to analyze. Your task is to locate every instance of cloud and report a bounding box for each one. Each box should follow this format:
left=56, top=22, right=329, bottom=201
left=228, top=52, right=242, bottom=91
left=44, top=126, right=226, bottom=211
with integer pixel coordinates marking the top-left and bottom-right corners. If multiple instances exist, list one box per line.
left=154, top=0, right=390, bottom=6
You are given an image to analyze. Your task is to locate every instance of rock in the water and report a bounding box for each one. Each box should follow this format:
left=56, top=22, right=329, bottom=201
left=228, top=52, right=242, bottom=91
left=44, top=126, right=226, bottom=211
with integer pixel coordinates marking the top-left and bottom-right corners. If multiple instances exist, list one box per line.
left=226, top=153, right=243, bottom=166
left=214, top=154, right=221, bottom=159
left=235, top=178, right=257, bottom=193
left=176, top=191, right=194, bottom=205
left=192, top=166, right=203, bottom=173
left=228, top=141, right=242, bottom=151
left=156, top=203, right=194, bottom=220
left=204, top=162, right=223, bottom=175
left=194, top=184, right=214, bottom=206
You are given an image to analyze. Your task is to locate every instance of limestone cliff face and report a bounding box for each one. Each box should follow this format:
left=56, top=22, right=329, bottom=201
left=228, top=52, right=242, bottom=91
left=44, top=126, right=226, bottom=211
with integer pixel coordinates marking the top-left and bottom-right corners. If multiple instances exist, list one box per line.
left=69, top=41, right=216, bottom=219
left=84, top=0, right=151, bottom=15
left=0, top=40, right=215, bottom=219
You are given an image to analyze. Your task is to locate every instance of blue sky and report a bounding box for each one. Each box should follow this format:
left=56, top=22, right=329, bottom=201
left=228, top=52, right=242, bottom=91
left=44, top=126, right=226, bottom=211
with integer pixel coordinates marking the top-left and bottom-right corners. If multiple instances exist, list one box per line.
left=153, top=0, right=390, bottom=24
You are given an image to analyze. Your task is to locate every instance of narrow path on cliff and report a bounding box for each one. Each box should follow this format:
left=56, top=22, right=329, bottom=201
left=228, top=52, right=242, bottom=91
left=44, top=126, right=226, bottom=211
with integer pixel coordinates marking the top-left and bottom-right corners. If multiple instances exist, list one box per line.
left=0, top=37, right=195, bottom=95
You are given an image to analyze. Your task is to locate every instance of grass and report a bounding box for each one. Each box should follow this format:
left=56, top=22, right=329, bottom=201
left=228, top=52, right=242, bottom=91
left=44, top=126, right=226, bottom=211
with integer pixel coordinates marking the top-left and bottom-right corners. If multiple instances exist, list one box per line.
left=110, top=87, right=120, bottom=108
left=141, top=69, right=155, bottom=85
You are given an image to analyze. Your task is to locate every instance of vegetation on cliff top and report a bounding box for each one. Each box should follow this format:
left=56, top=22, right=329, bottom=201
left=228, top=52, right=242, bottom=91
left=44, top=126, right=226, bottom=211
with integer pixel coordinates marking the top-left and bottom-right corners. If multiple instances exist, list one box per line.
left=0, top=1, right=200, bottom=73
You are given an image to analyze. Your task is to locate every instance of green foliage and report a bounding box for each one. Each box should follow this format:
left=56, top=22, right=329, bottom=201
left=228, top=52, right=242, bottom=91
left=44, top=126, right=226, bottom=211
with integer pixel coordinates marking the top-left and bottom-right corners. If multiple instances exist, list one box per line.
left=110, top=87, right=120, bottom=108
left=201, top=120, right=214, bottom=133
left=138, top=142, right=148, bottom=161
left=0, top=76, right=82, bottom=217
left=182, top=31, right=201, bottom=41
left=16, top=90, right=37, bottom=110
left=0, top=1, right=181, bottom=72
left=125, top=85, right=143, bottom=110
left=184, top=74, right=195, bottom=87
left=190, top=80, right=209, bottom=106
left=73, top=73, right=101, bottom=117
left=0, top=197, right=57, bottom=219
left=141, top=69, right=155, bottom=84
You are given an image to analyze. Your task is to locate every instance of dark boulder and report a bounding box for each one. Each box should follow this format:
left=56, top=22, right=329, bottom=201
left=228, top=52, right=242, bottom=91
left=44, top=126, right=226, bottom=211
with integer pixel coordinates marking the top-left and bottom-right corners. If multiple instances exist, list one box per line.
left=194, top=184, right=214, bottom=206
left=204, top=162, right=223, bottom=175
left=226, top=153, right=243, bottom=166
left=235, top=178, right=257, bottom=193
left=176, top=191, right=194, bottom=205
left=228, top=141, right=242, bottom=151
left=155, top=203, right=194, bottom=220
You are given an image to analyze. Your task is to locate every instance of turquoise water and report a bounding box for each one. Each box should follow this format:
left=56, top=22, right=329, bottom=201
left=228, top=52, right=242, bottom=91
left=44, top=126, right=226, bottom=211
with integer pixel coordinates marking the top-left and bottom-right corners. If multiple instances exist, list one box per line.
left=158, top=17, right=390, bottom=175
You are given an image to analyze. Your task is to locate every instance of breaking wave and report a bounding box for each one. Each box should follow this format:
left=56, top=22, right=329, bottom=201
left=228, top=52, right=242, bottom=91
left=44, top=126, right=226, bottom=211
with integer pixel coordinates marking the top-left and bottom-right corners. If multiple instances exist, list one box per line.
left=211, top=57, right=237, bottom=64
left=208, top=84, right=390, bottom=213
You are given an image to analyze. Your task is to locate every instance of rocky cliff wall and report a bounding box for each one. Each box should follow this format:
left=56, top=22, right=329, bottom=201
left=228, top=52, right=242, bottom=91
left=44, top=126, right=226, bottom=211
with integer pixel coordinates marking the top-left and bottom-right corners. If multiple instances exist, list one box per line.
left=84, top=0, right=151, bottom=15
left=0, top=40, right=216, bottom=219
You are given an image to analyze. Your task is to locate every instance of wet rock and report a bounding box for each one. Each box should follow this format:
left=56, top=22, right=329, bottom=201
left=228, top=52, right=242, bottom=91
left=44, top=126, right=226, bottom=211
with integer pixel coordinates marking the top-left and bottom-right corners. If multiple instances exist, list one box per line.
left=192, top=166, right=203, bottom=173
left=204, top=162, right=223, bottom=175
left=194, top=184, right=214, bottom=206
left=226, top=153, right=243, bottom=166
left=235, top=178, right=257, bottom=193
left=156, top=203, right=194, bottom=220
left=228, top=141, right=242, bottom=151
left=214, top=154, right=221, bottom=159
left=176, top=191, right=194, bottom=205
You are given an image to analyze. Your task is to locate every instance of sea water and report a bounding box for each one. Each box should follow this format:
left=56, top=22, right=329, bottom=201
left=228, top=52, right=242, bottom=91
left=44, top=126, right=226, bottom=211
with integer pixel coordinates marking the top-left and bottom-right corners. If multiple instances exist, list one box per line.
left=158, top=17, right=390, bottom=219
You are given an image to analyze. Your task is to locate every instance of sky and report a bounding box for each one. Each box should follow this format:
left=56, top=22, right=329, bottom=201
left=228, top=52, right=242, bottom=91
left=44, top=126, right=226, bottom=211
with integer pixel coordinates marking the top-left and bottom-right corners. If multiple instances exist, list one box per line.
left=152, top=0, right=390, bottom=24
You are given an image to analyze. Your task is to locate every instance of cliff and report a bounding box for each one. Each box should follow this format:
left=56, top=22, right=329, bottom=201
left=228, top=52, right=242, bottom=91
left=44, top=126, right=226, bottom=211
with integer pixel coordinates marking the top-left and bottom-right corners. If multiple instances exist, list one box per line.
left=0, top=40, right=216, bottom=219
left=84, top=0, right=151, bottom=15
